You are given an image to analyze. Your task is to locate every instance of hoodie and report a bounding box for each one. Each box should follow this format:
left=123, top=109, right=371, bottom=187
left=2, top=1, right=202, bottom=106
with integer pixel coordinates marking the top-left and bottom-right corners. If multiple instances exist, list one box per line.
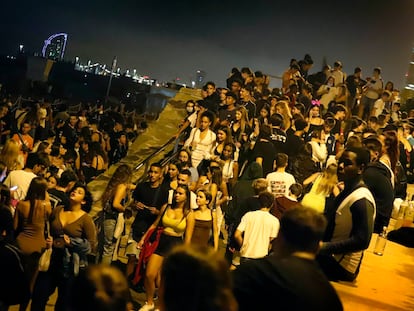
left=363, top=161, right=394, bottom=233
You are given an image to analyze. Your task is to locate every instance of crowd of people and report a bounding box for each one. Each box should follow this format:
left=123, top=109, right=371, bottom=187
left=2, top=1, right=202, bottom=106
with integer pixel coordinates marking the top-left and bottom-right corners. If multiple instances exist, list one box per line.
left=0, top=54, right=412, bottom=311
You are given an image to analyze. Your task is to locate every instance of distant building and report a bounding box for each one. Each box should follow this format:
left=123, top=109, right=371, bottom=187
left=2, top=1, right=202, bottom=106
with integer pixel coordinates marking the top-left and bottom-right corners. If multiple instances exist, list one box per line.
left=401, top=46, right=414, bottom=104
left=42, top=33, right=68, bottom=61
left=195, top=70, right=206, bottom=88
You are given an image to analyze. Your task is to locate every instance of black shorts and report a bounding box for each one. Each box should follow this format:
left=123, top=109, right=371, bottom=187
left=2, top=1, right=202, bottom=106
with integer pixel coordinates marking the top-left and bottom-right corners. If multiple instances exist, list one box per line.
left=154, top=233, right=183, bottom=257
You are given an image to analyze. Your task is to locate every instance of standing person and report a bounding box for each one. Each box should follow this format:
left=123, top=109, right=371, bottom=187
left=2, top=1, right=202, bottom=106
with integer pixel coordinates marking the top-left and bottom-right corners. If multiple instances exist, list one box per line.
left=4, top=152, right=50, bottom=201
left=125, top=163, right=169, bottom=279
left=12, top=121, right=34, bottom=168
left=69, top=264, right=133, bottom=311
left=266, top=153, right=296, bottom=198
left=184, top=111, right=216, bottom=169
left=163, top=161, right=181, bottom=191
left=0, top=139, right=22, bottom=175
left=211, top=127, right=234, bottom=160
left=231, top=107, right=251, bottom=149
left=177, top=149, right=198, bottom=185
left=234, top=192, right=279, bottom=263
left=317, top=147, right=375, bottom=282
left=202, top=165, right=229, bottom=240
left=308, top=129, right=328, bottom=168
left=48, top=169, right=78, bottom=210
left=239, top=85, right=256, bottom=121
left=110, top=132, right=129, bottom=165
left=191, top=189, right=218, bottom=251
left=359, top=67, right=383, bottom=120
left=137, top=185, right=195, bottom=311
left=301, top=163, right=340, bottom=213
left=362, top=136, right=394, bottom=233
left=13, top=177, right=52, bottom=311
left=13, top=177, right=52, bottom=292
left=100, top=164, right=133, bottom=265
left=217, top=92, right=238, bottom=127
left=232, top=206, right=343, bottom=311
left=253, top=124, right=276, bottom=177
left=219, top=143, right=239, bottom=186
left=159, top=245, right=237, bottom=311
left=31, top=182, right=96, bottom=311
left=0, top=206, right=31, bottom=311
left=346, top=67, right=366, bottom=112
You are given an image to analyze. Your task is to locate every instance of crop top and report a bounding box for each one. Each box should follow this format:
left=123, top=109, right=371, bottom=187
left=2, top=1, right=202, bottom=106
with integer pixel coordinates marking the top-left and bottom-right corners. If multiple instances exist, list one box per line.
left=162, top=208, right=187, bottom=236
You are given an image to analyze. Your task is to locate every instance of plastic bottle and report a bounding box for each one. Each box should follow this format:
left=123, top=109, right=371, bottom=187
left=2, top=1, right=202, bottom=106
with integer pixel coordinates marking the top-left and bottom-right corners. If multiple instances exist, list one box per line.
left=373, top=226, right=387, bottom=256
left=403, top=200, right=414, bottom=227
left=395, top=195, right=409, bottom=230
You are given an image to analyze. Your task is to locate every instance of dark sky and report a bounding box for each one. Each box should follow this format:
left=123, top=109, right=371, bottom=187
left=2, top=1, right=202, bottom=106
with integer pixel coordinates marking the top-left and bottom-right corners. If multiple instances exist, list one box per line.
left=2, top=0, right=414, bottom=88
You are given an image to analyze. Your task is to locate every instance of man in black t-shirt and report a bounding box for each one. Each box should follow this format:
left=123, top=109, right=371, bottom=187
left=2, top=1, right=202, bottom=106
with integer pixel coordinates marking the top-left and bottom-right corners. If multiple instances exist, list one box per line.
left=48, top=170, right=78, bottom=210
left=125, top=163, right=169, bottom=278
left=285, top=118, right=306, bottom=170
left=233, top=207, right=343, bottom=311
left=269, top=113, right=287, bottom=153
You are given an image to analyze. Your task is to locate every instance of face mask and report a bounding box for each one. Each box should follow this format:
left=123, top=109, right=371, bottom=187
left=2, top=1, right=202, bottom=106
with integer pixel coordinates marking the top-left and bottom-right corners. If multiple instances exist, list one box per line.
left=186, top=107, right=194, bottom=113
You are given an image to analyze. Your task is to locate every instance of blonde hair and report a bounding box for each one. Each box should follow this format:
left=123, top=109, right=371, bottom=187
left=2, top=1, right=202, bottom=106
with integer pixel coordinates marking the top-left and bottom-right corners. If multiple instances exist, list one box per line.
left=235, top=106, right=250, bottom=141
left=0, top=139, right=20, bottom=171
left=276, top=101, right=292, bottom=130
left=315, top=163, right=338, bottom=195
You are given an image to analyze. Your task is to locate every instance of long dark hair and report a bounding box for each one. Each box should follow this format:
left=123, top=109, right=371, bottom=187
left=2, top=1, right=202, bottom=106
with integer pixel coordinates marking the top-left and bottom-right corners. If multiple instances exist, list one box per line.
left=208, top=166, right=223, bottom=186
left=101, top=164, right=132, bottom=204
left=196, top=189, right=212, bottom=209
left=172, top=184, right=191, bottom=215
left=383, top=130, right=399, bottom=172
left=25, top=177, right=48, bottom=223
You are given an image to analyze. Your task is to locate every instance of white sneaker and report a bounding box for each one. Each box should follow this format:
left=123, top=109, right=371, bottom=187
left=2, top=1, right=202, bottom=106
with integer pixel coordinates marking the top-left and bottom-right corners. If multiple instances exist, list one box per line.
left=138, top=302, right=155, bottom=311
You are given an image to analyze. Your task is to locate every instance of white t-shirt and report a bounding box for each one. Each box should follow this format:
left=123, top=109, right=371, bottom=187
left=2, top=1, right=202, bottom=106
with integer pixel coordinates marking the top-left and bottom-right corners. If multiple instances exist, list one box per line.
left=373, top=99, right=385, bottom=117
left=237, top=210, right=280, bottom=258
left=4, top=170, right=37, bottom=201
left=266, top=171, right=296, bottom=197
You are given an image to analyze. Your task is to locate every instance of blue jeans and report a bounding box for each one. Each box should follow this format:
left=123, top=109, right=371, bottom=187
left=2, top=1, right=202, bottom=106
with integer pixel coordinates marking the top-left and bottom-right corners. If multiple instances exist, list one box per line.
left=101, top=218, right=116, bottom=264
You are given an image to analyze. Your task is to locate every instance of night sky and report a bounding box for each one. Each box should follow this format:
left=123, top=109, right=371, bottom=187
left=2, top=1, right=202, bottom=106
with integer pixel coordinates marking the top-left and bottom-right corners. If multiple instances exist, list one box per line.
left=2, top=0, right=414, bottom=88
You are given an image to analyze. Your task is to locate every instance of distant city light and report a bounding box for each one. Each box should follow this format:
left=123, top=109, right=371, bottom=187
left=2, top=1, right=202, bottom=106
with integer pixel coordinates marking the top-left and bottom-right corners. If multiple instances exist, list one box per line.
left=72, top=56, right=155, bottom=86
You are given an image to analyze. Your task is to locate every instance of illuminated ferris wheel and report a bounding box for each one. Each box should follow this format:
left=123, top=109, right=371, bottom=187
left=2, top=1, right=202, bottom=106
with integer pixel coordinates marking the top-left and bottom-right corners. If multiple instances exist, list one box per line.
left=42, top=33, right=68, bottom=60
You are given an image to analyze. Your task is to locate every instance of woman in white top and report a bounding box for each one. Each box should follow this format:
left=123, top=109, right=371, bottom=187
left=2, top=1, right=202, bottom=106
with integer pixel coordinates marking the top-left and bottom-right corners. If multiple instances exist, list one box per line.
left=309, top=129, right=328, bottom=169
left=184, top=111, right=216, bottom=169
left=317, top=76, right=339, bottom=110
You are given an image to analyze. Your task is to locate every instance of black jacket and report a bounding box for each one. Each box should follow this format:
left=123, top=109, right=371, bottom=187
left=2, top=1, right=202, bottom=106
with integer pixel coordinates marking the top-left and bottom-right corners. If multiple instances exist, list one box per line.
left=363, top=162, right=394, bottom=233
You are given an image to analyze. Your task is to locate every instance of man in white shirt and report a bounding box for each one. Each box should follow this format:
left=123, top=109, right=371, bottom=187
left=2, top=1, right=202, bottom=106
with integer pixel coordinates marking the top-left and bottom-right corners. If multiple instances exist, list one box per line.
left=4, top=152, right=49, bottom=201
left=360, top=67, right=383, bottom=119
left=234, top=192, right=280, bottom=263
left=266, top=153, right=296, bottom=197
left=372, top=91, right=391, bottom=117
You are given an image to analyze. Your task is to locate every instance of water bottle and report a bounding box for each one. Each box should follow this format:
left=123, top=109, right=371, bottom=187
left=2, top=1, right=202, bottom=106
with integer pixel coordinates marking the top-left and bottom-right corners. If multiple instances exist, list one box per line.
left=403, top=200, right=414, bottom=227
left=395, top=195, right=409, bottom=230
left=373, top=226, right=388, bottom=256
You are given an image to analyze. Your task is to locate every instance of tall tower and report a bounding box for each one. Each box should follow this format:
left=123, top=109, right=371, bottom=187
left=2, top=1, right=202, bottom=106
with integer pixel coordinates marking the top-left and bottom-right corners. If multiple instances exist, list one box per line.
left=401, top=47, right=414, bottom=102
left=42, top=33, right=68, bottom=61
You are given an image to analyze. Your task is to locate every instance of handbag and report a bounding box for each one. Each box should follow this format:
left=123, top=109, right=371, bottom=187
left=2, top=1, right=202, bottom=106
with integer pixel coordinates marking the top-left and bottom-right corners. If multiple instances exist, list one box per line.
left=38, top=248, right=52, bottom=272
left=113, top=213, right=125, bottom=240
left=39, top=217, right=52, bottom=272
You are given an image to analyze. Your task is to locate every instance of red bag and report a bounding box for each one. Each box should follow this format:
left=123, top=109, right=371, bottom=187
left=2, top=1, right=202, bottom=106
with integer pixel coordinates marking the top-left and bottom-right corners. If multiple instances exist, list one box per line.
left=132, top=226, right=164, bottom=285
